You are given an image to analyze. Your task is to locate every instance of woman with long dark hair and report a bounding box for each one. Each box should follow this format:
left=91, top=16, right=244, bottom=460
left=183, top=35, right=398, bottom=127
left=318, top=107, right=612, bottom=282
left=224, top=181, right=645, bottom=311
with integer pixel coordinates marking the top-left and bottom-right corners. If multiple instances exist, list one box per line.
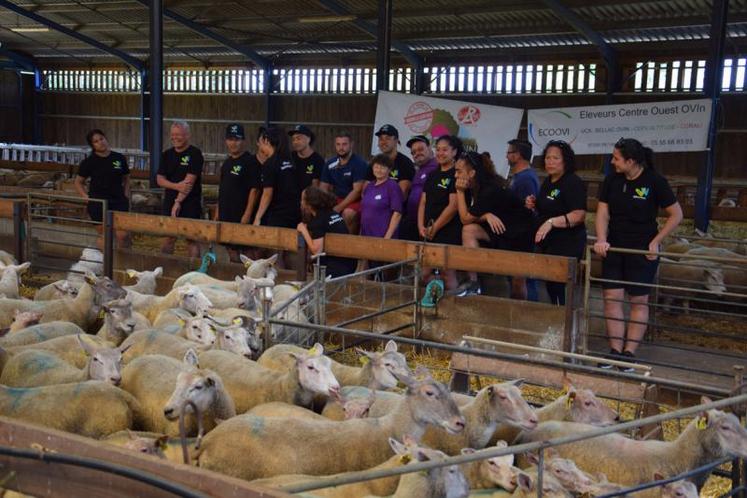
left=74, top=128, right=130, bottom=248
left=454, top=151, right=534, bottom=298
left=417, top=135, right=463, bottom=291
left=593, top=138, right=682, bottom=370
left=527, top=140, right=587, bottom=305
left=253, top=126, right=300, bottom=228
left=297, top=186, right=357, bottom=278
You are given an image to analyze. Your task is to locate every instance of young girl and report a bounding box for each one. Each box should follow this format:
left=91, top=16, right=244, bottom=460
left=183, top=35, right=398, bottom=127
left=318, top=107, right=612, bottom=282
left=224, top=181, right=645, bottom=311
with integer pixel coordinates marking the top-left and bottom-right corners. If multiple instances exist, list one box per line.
left=360, top=154, right=403, bottom=240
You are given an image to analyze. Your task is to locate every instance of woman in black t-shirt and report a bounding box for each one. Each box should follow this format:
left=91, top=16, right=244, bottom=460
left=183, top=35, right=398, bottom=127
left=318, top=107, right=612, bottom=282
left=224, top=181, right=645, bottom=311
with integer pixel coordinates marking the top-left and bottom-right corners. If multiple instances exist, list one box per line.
left=74, top=128, right=131, bottom=248
left=455, top=151, right=534, bottom=299
left=297, top=186, right=356, bottom=278
left=527, top=140, right=587, bottom=305
left=253, top=127, right=301, bottom=229
left=417, top=135, right=463, bottom=291
left=593, top=138, right=682, bottom=368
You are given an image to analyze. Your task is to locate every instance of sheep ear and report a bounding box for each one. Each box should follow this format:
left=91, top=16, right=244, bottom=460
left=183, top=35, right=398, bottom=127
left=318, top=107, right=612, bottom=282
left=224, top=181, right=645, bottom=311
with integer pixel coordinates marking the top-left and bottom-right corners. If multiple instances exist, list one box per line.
left=17, top=262, right=31, bottom=273
left=266, top=254, right=278, bottom=265
left=307, top=343, right=324, bottom=357
left=126, top=269, right=137, bottom=279
left=154, top=267, right=163, bottom=277
left=84, top=272, right=97, bottom=285
left=389, top=437, right=407, bottom=455
left=494, top=440, right=508, bottom=449
left=126, top=429, right=136, bottom=440
left=77, top=335, right=96, bottom=356
left=183, top=349, right=200, bottom=368
left=384, top=340, right=397, bottom=353
left=517, top=472, right=533, bottom=492
left=509, top=378, right=525, bottom=387
left=205, top=376, right=216, bottom=387
left=119, top=344, right=132, bottom=355
left=524, top=451, right=540, bottom=465
left=240, top=254, right=252, bottom=268
left=156, top=435, right=169, bottom=450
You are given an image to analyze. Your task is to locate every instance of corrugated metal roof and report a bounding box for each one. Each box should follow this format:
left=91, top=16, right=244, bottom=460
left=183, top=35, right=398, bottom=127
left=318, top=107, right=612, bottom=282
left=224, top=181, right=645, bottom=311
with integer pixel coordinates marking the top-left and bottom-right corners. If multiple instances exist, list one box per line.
left=2, top=0, right=747, bottom=66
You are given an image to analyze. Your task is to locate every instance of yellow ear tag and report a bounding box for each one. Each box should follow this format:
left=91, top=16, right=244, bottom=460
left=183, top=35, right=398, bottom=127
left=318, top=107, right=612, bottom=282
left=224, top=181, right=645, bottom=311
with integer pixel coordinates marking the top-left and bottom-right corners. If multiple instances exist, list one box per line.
left=126, top=270, right=136, bottom=278
left=178, top=318, right=186, bottom=326
left=399, top=454, right=411, bottom=465
left=98, top=309, right=105, bottom=319
left=232, top=317, right=243, bottom=325
left=359, top=356, right=370, bottom=365
left=565, top=391, right=575, bottom=410
left=308, top=344, right=321, bottom=355
left=695, top=416, right=708, bottom=430
left=243, top=261, right=251, bottom=268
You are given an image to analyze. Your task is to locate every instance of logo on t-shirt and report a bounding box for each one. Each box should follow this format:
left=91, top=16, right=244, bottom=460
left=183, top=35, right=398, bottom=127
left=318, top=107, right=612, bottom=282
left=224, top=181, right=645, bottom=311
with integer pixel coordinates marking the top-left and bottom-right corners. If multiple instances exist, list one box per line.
left=281, top=161, right=293, bottom=171
left=180, top=155, right=191, bottom=166
left=390, top=169, right=399, bottom=179
left=306, top=164, right=314, bottom=174
left=438, top=178, right=450, bottom=189
left=329, top=214, right=344, bottom=225
left=374, top=194, right=382, bottom=200
left=633, top=187, right=650, bottom=200
left=230, top=165, right=242, bottom=175
left=112, top=160, right=122, bottom=170
left=547, top=188, right=560, bottom=200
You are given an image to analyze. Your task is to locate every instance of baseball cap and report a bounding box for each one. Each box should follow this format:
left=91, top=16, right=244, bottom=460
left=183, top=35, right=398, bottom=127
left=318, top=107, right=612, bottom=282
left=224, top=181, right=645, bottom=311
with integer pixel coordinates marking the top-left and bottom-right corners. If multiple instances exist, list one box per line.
left=225, top=123, right=245, bottom=140
left=375, top=124, right=399, bottom=138
left=406, top=135, right=430, bottom=148
left=289, top=124, right=315, bottom=144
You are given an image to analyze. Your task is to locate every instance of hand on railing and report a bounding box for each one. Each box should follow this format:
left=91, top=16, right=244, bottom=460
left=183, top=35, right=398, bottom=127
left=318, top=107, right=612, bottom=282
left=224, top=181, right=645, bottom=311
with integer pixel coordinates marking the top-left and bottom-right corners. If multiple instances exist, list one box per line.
left=593, top=240, right=610, bottom=258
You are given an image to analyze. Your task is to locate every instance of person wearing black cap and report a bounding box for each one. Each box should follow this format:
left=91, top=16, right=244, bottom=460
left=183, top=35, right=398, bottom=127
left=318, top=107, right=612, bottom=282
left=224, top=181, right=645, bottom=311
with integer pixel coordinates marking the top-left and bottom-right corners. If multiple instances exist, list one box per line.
left=400, top=135, right=438, bottom=241
left=215, top=123, right=262, bottom=262
left=289, top=125, right=324, bottom=191
left=374, top=124, right=415, bottom=199
left=156, top=120, right=203, bottom=258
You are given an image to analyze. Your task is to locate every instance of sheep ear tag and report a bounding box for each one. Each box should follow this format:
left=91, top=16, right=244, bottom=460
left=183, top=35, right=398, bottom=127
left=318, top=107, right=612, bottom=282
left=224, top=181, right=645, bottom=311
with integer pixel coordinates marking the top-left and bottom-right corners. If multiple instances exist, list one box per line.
left=98, top=309, right=106, bottom=319
left=243, top=260, right=251, bottom=269
left=126, top=270, right=136, bottom=278
left=178, top=319, right=186, bottom=326
left=308, top=344, right=321, bottom=356
left=359, top=356, right=370, bottom=365
left=232, top=317, right=243, bottom=325
left=398, top=454, right=411, bottom=465
left=566, top=391, right=576, bottom=410
left=695, top=416, right=708, bottom=430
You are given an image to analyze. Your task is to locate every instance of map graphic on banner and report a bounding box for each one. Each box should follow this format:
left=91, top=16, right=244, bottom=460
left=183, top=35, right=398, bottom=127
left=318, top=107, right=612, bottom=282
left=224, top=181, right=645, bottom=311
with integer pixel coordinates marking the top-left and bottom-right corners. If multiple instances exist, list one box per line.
left=372, top=91, right=524, bottom=178
left=527, top=99, right=712, bottom=156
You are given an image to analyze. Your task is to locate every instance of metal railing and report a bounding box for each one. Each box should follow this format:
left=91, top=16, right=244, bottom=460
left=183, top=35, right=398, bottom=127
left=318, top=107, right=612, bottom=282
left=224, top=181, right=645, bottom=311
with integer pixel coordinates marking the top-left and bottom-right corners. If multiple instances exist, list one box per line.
left=582, top=245, right=747, bottom=391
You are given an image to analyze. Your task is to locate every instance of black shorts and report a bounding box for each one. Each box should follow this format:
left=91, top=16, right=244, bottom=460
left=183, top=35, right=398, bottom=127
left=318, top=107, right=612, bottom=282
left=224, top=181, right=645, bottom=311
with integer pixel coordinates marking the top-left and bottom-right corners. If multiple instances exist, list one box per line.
left=601, top=250, right=660, bottom=296
left=261, top=212, right=299, bottom=229
left=87, top=199, right=129, bottom=223
left=398, top=218, right=420, bottom=242
left=431, top=223, right=461, bottom=246
left=162, top=200, right=202, bottom=219
left=482, top=224, right=534, bottom=253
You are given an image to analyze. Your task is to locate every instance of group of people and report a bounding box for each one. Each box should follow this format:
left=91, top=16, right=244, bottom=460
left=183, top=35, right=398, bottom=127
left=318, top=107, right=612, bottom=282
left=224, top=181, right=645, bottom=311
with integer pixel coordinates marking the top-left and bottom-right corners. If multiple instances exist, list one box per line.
left=75, top=121, right=683, bottom=369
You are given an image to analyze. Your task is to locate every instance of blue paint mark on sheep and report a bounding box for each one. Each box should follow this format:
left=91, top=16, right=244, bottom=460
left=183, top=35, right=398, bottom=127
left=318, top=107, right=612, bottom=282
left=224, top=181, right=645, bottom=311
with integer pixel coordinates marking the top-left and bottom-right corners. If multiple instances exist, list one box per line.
left=23, top=352, right=59, bottom=375
left=248, top=416, right=265, bottom=436
left=0, top=386, right=32, bottom=413
left=145, top=330, right=159, bottom=345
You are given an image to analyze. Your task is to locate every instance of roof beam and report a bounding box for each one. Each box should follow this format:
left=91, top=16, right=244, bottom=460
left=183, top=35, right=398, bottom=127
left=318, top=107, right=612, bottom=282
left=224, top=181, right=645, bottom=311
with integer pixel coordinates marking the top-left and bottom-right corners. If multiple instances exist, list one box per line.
left=0, top=0, right=144, bottom=71
left=541, top=0, right=620, bottom=93
left=0, top=47, right=36, bottom=72
left=133, top=0, right=270, bottom=69
left=316, top=0, right=422, bottom=69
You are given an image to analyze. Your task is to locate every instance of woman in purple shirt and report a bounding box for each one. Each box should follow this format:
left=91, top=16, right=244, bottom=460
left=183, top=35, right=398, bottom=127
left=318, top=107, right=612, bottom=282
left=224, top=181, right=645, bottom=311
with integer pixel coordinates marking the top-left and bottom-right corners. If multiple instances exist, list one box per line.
left=360, top=154, right=404, bottom=239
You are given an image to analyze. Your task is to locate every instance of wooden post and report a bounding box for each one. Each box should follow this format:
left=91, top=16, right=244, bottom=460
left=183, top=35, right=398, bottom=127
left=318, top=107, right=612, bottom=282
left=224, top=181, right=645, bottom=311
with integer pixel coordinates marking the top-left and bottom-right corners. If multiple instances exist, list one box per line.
left=295, top=233, right=307, bottom=282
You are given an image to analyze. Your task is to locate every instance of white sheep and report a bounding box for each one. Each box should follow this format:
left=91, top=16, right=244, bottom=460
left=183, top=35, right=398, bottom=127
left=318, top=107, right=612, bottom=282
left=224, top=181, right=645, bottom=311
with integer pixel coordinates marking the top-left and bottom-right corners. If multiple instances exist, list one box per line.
left=190, top=275, right=270, bottom=311
left=0, top=262, right=30, bottom=299
left=197, top=343, right=340, bottom=413
left=460, top=441, right=518, bottom=492
left=121, top=351, right=235, bottom=437
left=0, top=336, right=129, bottom=387
left=171, top=254, right=278, bottom=290
left=269, top=283, right=314, bottom=346
left=152, top=311, right=218, bottom=345
left=103, top=430, right=199, bottom=464
left=67, top=248, right=104, bottom=284
left=516, top=401, right=747, bottom=494
left=34, top=279, right=80, bottom=301
left=658, top=258, right=726, bottom=311
left=123, top=267, right=163, bottom=294
left=0, top=250, right=17, bottom=267
left=0, top=321, right=83, bottom=348
left=257, top=340, right=411, bottom=390
left=196, top=368, right=466, bottom=480
left=0, top=282, right=98, bottom=330
left=0, top=380, right=141, bottom=438
left=3, top=334, right=115, bottom=370
left=2, top=310, right=43, bottom=334
left=130, top=285, right=213, bottom=323
left=661, top=478, right=698, bottom=498
left=95, top=298, right=142, bottom=345
left=120, top=330, right=208, bottom=363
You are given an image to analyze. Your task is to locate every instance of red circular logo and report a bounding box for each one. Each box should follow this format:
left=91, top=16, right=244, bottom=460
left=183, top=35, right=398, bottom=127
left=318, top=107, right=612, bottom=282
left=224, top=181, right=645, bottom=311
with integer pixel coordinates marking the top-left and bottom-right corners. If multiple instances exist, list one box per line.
left=457, top=105, right=481, bottom=125
left=404, top=101, right=434, bottom=133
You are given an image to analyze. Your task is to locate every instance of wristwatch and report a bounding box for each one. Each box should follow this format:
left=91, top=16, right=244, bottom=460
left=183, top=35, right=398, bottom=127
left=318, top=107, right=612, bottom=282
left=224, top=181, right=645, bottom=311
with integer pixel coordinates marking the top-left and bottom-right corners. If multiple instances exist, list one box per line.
left=545, top=218, right=554, bottom=226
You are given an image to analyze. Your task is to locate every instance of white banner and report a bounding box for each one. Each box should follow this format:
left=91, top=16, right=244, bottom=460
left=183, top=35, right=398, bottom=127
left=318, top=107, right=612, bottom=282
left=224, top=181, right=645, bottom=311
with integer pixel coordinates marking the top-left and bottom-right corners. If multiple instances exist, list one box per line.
left=527, top=99, right=712, bottom=156
left=372, top=91, right=524, bottom=178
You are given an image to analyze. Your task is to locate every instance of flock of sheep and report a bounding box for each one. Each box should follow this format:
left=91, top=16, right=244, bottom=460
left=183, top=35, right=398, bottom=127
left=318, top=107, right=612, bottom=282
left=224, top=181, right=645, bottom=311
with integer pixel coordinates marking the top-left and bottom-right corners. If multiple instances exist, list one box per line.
left=0, top=247, right=745, bottom=498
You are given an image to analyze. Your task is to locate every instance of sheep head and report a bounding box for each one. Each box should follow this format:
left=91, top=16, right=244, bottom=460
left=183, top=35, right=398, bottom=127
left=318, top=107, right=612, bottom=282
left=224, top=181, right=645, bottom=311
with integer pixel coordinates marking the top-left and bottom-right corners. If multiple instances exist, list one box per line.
left=290, top=343, right=340, bottom=398
left=177, top=286, right=212, bottom=314
left=356, top=339, right=411, bottom=390
left=389, top=438, right=468, bottom=498
left=697, top=397, right=747, bottom=459
left=461, top=440, right=516, bottom=491
left=215, top=316, right=258, bottom=359
left=163, top=350, right=223, bottom=421
left=78, top=335, right=126, bottom=386
left=240, top=254, right=278, bottom=280
left=102, top=299, right=137, bottom=337
left=400, top=366, right=465, bottom=435
left=483, top=380, right=538, bottom=431
left=179, top=315, right=217, bottom=345
left=564, top=384, right=619, bottom=426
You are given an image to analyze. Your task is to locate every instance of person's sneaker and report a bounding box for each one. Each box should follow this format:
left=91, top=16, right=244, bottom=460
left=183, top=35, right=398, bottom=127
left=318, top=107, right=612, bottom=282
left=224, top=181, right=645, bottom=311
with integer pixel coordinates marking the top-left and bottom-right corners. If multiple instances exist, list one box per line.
left=618, top=350, right=637, bottom=373
left=597, top=349, right=620, bottom=369
left=455, top=280, right=481, bottom=297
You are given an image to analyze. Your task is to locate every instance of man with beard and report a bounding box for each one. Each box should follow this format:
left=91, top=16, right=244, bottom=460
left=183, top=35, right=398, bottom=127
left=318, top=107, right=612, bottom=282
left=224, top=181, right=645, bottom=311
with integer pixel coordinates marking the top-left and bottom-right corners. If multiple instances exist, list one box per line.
left=320, top=131, right=368, bottom=234
left=373, top=124, right=415, bottom=199
left=289, top=124, right=324, bottom=191
left=399, top=135, right=438, bottom=241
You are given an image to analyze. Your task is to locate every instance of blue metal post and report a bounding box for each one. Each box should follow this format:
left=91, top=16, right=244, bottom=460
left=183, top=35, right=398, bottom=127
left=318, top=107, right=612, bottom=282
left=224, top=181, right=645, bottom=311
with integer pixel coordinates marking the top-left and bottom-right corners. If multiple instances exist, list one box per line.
left=140, top=69, right=148, bottom=151
left=264, top=64, right=274, bottom=127
left=695, top=0, right=729, bottom=233
left=149, top=0, right=163, bottom=188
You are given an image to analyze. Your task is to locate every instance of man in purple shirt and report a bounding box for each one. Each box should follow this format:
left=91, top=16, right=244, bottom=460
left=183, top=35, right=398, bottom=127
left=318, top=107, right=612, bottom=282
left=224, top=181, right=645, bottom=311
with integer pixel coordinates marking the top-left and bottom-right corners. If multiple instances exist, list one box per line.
left=399, top=135, right=438, bottom=241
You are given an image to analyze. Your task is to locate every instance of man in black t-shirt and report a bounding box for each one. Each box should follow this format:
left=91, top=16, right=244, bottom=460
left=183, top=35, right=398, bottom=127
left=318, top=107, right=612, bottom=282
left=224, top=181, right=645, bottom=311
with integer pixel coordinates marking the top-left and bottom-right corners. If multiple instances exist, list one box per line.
left=216, top=123, right=262, bottom=262
left=156, top=121, right=204, bottom=257
left=374, top=124, right=415, bottom=202
left=289, top=124, right=324, bottom=191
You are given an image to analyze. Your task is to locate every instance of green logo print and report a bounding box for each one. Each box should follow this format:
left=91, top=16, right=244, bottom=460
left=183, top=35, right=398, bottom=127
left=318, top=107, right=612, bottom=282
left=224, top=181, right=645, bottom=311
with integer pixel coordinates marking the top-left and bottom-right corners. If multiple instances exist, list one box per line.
left=306, top=164, right=314, bottom=173
left=390, top=169, right=399, bottom=179
left=230, top=165, right=242, bottom=175
left=549, top=188, right=560, bottom=198
left=438, top=178, right=450, bottom=188
left=180, top=155, right=190, bottom=166
left=112, top=160, right=122, bottom=169
left=634, top=187, right=650, bottom=199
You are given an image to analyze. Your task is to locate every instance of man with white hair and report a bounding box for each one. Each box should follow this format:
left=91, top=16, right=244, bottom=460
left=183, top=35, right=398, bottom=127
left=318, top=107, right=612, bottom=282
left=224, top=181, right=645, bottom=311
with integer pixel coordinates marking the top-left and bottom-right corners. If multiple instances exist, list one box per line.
left=156, top=120, right=203, bottom=257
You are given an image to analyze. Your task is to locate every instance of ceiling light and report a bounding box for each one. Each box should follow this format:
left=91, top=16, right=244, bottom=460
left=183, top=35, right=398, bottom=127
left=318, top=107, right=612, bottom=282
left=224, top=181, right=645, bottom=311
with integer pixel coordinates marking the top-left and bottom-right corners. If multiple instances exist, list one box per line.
left=11, top=27, right=49, bottom=33
left=297, top=15, right=356, bottom=23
